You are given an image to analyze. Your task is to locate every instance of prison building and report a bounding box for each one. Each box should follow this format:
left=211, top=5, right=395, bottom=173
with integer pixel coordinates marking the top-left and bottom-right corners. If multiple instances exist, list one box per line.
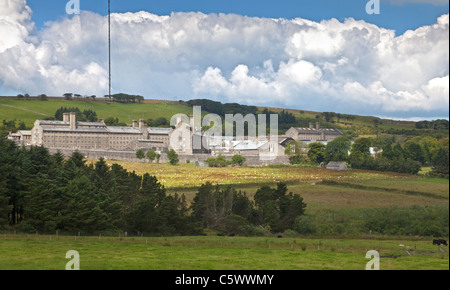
left=285, top=122, right=344, bottom=143
left=30, top=112, right=148, bottom=150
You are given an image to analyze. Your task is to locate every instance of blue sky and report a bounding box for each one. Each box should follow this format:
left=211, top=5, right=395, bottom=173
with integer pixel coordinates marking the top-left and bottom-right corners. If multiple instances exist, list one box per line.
left=1, top=0, right=448, bottom=120
left=28, top=0, right=449, bottom=35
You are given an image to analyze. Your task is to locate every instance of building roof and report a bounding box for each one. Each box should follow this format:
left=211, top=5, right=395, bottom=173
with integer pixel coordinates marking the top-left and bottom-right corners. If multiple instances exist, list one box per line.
left=233, top=140, right=268, bottom=151
left=42, top=127, right=110, bottom=133
left=291, top=127, right=343, bottom=135
left=107, top=126, right=142, bottom=134
left=326, top=162, right=348, bottom=170
left=148, top=127, right=173, bottom=135
left=38, top=120, right=107, bottom=127
left=17, top=130, right=32, bottom=136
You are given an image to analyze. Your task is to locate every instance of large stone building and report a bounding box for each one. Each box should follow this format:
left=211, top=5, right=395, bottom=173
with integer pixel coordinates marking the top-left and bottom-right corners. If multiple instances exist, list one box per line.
left=13, top=114, right=343, bottom=165
left=30, top=112, right=171, bottom=152
left=285, top=122, right=344, bottom=143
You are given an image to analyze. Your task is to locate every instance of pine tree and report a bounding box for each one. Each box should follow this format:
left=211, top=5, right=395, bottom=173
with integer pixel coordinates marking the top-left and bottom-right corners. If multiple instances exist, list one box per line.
left=23, top=173, right=59, bottom=232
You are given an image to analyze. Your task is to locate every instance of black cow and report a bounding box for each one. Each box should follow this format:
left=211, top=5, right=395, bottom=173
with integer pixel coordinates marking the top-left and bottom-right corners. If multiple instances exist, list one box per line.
left=433, top=239, right=448, bottom=246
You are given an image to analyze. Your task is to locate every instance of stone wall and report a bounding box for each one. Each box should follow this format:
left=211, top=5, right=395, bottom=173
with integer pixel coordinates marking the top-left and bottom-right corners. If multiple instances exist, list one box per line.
left=47, top=148, right=290, bottom=165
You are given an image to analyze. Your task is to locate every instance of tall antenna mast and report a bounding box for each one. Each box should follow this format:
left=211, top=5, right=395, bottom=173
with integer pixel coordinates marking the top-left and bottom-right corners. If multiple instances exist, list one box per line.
left=108, top=0, right=111, bottom=99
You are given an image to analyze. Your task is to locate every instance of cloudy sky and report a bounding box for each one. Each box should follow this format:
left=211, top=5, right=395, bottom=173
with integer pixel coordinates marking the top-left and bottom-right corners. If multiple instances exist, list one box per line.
left=0, top=0, right=448, bottom=120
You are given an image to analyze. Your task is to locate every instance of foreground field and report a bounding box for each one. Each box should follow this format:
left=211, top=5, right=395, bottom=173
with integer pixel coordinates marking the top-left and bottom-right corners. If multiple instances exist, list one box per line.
left=0, top=234, right=448, bottom=270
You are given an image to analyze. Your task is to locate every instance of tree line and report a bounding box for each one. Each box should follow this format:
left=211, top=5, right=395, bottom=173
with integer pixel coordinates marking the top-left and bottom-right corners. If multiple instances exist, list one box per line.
left=0, top=139, right=307, bottom=236
left=54, top=107, right=98, bottom=122
left=287, top=135, right=449, bottom=177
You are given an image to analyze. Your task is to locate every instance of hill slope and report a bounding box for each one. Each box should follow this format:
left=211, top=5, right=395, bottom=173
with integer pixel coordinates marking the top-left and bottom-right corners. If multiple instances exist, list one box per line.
left=0, top=96, right=447, bottom=139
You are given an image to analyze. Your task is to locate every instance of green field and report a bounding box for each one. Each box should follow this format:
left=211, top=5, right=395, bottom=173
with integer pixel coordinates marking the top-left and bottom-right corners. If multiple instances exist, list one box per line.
left=0, top=97, right=419, bottom=133
left=0, top=98, right=193, bottom=128
left=0, top=234, right=448, bottom=270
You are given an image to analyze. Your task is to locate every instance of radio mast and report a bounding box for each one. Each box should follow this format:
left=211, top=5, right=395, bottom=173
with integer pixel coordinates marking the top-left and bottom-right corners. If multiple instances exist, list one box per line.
left=108, top=0, right=111, bottom=99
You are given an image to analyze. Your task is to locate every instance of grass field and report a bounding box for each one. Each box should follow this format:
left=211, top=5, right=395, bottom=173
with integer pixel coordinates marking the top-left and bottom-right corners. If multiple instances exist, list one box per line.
left=0, top=234, right=448, bottom=270
left=0, top=98, right=193, bottom=128
left=0, top=97, right=420, bottom=134
left=96, top=161, right=449, bottom=211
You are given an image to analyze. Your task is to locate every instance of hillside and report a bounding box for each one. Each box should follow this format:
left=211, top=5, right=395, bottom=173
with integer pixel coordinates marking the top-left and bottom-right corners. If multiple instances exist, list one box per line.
left=0, top=96, right=447, bottom=139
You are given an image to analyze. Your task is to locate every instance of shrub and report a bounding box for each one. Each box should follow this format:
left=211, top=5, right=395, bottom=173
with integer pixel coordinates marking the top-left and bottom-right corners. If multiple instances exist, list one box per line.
left=231, top=154, right=246, bottom=166
left=293, top=215, right=317, bottom=235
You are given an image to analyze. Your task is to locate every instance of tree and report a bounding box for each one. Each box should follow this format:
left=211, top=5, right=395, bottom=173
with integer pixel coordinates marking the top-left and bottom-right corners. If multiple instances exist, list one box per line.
left=431, top=147, right=449, bottom=177
left=404, top=142, right=425, bottom=165
left=153, top=117, right=169, bottom=127
left=167, top=149, right=179, bottom=165
left=63, top=93, right=73, bottom=100
left=39, top=94, right=48, bottom=101
left=307, top=142, right=326, bottom=164
left=136, top=149, right=145, bottom=161
left=351, top=138, right=372, bottom=155
left=231, top=154, right=246, bottom=166
left=23, top=173, right=59, bottom=232
left=253, top=182, right=306, bottom=233
left=146, top=150, right=157, bottom=163
left=324, top=137, right=351, bottom=163
left=60, top=175, right=109, bottom=232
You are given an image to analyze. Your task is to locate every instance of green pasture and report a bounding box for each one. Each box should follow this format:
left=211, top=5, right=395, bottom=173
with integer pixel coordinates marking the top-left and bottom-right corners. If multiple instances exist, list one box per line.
left=0, top=234, right=447, bottom=270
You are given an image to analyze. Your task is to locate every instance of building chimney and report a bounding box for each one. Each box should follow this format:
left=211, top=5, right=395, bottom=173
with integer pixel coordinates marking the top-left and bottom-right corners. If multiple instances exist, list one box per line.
left=316, top=122, right=321, bottom=130
left=132, top=120, right=137, bottom=128
left=139, top=119, right=145, bottom=130
left=309, top=122, right=313, bottom=129
left=63, top=113, right=70, bottom=122
left=70, top=112, right=77, bottom=130
left=99, top=119, right=105, bottom=123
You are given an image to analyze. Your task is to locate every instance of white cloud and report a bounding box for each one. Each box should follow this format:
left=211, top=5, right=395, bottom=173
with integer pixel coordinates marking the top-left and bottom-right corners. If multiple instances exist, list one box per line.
left=0, top=0, right=448, bottom=119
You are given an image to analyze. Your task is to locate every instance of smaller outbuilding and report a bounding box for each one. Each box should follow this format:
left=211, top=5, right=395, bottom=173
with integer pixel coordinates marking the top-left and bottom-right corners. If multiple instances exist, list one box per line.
left=326, top=161, right=348, bottom=171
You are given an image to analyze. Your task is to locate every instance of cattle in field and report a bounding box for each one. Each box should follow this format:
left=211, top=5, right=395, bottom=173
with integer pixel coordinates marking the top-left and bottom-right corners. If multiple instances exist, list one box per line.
left=433, top=239, right=448, bottom=246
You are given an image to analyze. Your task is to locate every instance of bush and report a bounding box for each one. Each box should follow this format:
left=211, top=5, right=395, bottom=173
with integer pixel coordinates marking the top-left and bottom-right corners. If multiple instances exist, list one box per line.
left=207, top=155, right=228, bottom=167
left=231, top=155, right=246, bottom=166
left=167, top=149, right=179, bottom=165
left=239, top=225, right=267, bottom=237
left=293, top=215, right=317, bottom=235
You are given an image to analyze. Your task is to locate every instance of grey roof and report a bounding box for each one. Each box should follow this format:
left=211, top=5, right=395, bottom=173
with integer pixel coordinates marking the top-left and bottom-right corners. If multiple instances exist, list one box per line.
left=107, top=126, right=143, bottom=134
left=38, top=120, right=106, bottom=127
left=17, top=130, right=32, bottom=136
left=233, top=140, right=267, bottom=150
left=42, top=125, right=142, bottom=134
left=43, top=127, right=109, bottom=133
left=38, top=120, right=68, bottom=126
left=326, top=162, right=348, bottom=170
left=292, top=127, right=343, bottom=135
left=148, top=127, right=173, bottom=135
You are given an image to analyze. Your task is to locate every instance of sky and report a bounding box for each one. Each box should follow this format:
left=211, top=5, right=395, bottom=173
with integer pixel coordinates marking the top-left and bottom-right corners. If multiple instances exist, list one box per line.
left=0, top=0, right=448, bottom=120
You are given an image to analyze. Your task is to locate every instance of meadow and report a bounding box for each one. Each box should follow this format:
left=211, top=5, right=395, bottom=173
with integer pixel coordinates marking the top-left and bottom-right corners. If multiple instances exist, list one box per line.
left=0, top=98, right=193, bottom=128
left=97, top=161, right=449, bottom=210
left=0, top=234, right=448, bottom=270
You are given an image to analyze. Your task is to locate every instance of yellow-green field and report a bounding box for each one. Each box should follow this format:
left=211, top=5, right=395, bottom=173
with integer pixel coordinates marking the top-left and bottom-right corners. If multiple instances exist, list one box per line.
left=96, top=161, right=449, bottom=212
